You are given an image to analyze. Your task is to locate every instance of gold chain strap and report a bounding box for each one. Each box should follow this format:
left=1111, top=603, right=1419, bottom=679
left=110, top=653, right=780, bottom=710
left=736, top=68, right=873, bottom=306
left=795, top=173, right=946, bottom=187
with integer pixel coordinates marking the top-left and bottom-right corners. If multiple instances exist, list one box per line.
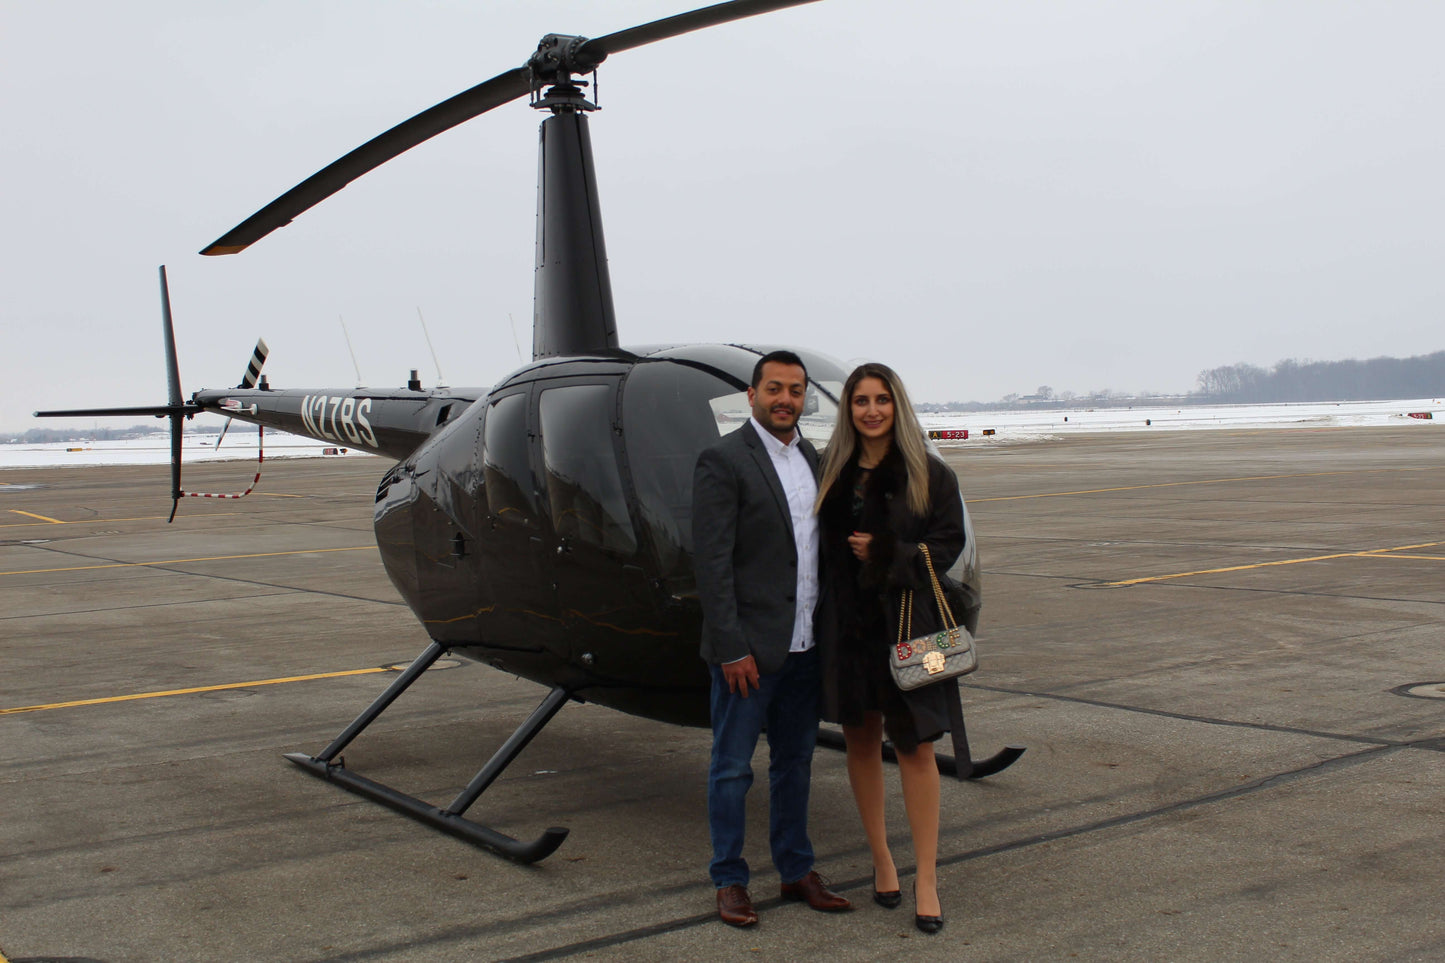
left=896, top=586, right=913, bottom=643
left=919, top=544, right=958, bottom=632
left=896, top=544, right=958, bottom=642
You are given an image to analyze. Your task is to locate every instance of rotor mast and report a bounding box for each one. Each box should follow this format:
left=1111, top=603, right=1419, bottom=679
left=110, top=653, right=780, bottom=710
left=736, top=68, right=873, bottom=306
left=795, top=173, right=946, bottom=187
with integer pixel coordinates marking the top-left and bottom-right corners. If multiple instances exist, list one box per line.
left=528, top=35, right=618, bottom=360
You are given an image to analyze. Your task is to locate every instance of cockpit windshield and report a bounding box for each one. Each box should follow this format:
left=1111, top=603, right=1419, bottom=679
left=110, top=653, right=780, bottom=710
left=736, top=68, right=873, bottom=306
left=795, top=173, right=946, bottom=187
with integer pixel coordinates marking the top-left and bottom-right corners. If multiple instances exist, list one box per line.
left=620, top=346, right=847, bottom=581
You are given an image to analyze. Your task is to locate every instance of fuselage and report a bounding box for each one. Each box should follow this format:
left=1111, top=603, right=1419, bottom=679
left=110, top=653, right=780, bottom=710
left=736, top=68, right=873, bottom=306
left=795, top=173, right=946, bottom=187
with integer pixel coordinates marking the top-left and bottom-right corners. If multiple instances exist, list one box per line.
left=372, top=343, right=846, bottom=727
left=191, top=343, right=983, bottom=728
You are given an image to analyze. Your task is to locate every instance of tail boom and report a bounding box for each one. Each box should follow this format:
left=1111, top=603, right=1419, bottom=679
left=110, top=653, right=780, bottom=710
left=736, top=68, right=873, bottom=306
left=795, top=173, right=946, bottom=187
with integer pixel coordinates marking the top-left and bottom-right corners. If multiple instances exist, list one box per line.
left=192, top=387, right=480, bottom=461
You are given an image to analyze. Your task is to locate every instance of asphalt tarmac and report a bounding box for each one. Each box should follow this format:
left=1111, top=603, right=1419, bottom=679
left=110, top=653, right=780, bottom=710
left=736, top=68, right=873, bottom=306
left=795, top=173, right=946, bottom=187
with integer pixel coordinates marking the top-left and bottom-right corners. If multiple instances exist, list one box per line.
left=2, top=426, right=1442, bottom=962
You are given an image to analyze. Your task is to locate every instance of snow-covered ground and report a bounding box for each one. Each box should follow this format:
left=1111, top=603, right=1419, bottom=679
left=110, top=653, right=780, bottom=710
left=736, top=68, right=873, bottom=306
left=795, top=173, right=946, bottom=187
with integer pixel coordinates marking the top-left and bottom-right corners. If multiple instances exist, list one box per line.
left=0, top=432, right=365, bottom=470
left=920, top=397, right=1443, bottom=445
left=2, top=398, right=1439, bottom=469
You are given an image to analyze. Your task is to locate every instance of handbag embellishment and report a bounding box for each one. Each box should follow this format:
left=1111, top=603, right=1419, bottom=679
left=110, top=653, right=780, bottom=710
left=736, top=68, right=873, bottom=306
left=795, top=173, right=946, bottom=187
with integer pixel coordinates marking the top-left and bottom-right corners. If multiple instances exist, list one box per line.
left=889, top=543, right=978, bottom=690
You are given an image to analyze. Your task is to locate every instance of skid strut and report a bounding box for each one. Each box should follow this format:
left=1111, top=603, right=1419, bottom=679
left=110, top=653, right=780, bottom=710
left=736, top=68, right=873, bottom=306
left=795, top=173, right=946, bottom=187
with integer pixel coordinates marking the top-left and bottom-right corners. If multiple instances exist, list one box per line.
left=285, top=641, right=571, bottom=863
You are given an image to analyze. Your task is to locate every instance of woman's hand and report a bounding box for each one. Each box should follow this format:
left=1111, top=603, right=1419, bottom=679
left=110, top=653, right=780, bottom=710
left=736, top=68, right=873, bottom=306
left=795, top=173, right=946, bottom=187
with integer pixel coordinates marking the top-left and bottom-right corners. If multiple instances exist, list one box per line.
left=848, top=531, right=873, bottom=560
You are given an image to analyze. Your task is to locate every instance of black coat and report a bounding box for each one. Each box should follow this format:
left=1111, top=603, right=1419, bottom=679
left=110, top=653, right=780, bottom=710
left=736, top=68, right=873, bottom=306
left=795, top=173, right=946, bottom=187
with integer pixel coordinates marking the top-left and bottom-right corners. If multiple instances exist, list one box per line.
left=815, top=445, right=967, bottom=747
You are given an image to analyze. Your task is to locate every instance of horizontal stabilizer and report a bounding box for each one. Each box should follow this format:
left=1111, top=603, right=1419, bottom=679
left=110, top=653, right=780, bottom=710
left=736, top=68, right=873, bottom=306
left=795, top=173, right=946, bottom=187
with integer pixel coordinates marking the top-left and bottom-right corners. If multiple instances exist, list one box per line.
left=35, top=403, right=199, bottom=419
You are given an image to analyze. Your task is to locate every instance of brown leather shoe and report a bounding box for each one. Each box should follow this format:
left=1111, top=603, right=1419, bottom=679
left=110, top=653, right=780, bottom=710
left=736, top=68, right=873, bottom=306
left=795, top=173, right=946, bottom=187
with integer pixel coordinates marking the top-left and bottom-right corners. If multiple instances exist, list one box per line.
left=716, top=885, right=759, bottom=927
left=780, top=870, right=852, bottom=912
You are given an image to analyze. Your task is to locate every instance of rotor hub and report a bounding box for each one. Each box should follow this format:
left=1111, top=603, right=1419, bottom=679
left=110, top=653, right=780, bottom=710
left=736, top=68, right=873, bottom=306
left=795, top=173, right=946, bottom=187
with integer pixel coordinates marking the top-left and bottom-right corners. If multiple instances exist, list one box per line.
left=528, top=34, right=601, bottom=112
left=529, top=33, right=605, bottom=81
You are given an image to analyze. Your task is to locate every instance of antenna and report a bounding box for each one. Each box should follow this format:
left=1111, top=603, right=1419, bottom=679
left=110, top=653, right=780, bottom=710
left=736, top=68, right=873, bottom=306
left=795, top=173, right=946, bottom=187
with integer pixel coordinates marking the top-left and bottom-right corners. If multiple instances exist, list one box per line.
left=338, top=316, right=364, bottom=387
left=508, top=313, right=524, bottom=364
left=417, top=307, right=447, bottom=387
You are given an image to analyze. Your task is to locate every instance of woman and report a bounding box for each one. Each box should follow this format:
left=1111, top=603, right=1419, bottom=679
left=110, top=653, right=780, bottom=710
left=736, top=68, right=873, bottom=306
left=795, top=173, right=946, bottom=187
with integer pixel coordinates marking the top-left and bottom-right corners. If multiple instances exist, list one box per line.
left=814, top=362, right=967, bottom=934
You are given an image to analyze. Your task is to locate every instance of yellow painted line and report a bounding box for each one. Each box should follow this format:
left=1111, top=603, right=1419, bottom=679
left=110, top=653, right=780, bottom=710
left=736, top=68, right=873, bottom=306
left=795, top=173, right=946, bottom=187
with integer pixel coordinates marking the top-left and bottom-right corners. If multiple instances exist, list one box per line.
left=1359, top=553, right=1445, bottom=562
left=0, top=513, right=244, bottom=529
left=1104, top=553, right=1356, bottom=586
left=1103, top=540, right=1445, bottom=587
left=1350, top=540, right=1443, bottom=553
left=8, top=509, right=64, bottom=523
left=0, top=545, right=375, bottom=577
left=970, top=467, right=1437, bottom=503
left=0, top=667, right=392, bottom=716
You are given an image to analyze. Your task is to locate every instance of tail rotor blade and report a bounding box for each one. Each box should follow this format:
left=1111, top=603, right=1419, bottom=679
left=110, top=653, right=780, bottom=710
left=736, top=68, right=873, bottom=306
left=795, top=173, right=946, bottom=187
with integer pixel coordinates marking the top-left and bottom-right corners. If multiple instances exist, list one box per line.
left=168, top=409, right=184, bottom=523
left=215, top=417, right=235, bottom=451
left=160, top=266, right=183, bottom=408
left=159, top=266, right=185, bottom=520
left=217, top=338, right=270, bottom=450
left=240, top=338, right=270, bottom=388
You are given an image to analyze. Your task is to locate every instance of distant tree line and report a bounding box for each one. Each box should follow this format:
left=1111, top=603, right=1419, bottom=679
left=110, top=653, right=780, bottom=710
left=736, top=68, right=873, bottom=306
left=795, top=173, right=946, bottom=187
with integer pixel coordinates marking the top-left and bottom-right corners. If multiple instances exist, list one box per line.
left=1195, top=350, right=1445, bottom=403
left=917, top=349, right=1445, bottom=412
left=1, top=423, right=256, bottom=445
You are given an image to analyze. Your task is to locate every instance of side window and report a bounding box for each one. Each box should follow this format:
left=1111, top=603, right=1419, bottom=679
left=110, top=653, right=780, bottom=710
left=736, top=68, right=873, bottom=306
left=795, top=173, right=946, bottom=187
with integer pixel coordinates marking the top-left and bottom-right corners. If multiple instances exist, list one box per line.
left=619, top=362, right=739, bottom=578
left=482, top=392, right=537, bottom=524
left=538, top=384, right=637, bottom=555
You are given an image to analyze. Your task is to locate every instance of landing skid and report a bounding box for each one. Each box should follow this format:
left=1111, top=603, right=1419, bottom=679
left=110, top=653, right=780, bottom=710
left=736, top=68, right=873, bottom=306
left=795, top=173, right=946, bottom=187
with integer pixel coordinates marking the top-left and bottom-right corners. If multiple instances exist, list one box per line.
left=815, top=700, right=1025, bottom=780
left=284, top=641, right=571, bottom=863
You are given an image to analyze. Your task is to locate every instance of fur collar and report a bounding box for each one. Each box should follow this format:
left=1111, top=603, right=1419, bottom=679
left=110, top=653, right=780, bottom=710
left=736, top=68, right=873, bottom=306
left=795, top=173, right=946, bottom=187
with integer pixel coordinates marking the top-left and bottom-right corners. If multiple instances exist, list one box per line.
left=819, top=443, right=911, bottom=588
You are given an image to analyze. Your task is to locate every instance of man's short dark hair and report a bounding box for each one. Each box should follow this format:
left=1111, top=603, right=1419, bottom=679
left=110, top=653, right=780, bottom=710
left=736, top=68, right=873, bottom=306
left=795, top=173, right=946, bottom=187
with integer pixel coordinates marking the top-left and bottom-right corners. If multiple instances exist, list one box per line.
left=750, top=350, right=808, bottom=389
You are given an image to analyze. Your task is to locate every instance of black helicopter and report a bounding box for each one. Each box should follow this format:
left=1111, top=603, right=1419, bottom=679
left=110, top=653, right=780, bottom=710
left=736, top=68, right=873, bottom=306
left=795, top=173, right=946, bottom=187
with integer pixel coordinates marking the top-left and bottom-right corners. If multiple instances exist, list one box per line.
left=38, top=0, right=1021, bottom=863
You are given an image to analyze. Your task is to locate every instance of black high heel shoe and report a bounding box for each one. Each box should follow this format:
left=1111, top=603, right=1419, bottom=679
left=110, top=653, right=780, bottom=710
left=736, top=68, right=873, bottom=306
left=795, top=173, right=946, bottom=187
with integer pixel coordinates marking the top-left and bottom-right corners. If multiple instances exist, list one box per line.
left=913, top=883, right=945, bottom=934
left=872, top=870, right=902, bottom=909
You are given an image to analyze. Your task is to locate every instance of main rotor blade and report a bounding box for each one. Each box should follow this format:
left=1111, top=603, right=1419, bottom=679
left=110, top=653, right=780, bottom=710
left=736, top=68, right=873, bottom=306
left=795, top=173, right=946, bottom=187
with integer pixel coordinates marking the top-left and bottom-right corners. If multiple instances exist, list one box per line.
left=201, top=1, right=822, bottom=256
left=578, top=0, right=823, bottom=61
left=201, top=66, right=532, bottom=256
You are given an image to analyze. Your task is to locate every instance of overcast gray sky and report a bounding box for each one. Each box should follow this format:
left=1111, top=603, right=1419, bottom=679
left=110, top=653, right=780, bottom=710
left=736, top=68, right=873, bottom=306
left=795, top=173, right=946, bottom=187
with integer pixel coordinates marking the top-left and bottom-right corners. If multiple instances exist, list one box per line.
left=4, top=0, right=1443, bottom=434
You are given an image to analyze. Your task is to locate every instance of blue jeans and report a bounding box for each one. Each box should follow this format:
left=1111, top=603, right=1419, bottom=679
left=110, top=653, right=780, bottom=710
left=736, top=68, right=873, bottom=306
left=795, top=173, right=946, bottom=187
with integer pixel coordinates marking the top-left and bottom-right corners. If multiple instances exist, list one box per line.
left=707, top=647, right=820, bottom=888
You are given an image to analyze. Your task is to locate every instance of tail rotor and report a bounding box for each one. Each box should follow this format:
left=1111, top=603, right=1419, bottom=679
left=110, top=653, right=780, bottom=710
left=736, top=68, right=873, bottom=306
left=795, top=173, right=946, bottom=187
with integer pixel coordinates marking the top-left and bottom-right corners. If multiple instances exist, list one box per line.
left=34, top=265, right=201, bottom=523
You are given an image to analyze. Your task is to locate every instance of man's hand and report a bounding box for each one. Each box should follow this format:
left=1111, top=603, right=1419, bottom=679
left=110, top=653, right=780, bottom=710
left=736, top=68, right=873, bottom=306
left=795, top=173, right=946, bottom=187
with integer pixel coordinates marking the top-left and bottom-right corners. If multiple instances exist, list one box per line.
left=722, top=655, right=761, bottom=698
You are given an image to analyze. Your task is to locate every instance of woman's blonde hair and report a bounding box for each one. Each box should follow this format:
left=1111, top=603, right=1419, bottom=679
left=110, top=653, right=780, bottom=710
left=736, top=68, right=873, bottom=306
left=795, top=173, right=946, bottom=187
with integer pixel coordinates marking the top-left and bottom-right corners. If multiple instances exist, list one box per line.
left=814, top=362, right=931, bottom=516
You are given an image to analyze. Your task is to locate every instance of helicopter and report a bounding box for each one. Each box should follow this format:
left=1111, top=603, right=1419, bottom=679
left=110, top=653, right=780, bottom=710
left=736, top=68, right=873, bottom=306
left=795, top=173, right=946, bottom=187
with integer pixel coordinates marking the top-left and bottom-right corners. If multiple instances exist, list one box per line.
left=37, top=0, right=1021, bottom=863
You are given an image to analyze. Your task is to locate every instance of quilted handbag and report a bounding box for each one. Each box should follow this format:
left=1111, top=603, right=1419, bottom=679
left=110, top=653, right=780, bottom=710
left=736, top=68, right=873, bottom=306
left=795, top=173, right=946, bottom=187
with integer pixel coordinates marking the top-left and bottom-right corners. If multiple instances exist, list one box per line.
left=889, top=543, right=978, bottom=690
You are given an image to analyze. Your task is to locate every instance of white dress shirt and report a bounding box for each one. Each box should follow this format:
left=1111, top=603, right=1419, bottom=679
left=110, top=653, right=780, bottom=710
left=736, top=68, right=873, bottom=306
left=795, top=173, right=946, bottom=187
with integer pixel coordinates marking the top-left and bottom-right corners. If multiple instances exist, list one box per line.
left=749, top=416, right=819, bottom=653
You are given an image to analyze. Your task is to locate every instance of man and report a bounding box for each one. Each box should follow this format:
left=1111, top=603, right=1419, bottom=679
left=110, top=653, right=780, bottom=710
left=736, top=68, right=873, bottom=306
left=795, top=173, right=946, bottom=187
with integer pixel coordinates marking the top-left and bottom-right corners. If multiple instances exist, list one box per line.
left=692, top=350, right=851, bottom=927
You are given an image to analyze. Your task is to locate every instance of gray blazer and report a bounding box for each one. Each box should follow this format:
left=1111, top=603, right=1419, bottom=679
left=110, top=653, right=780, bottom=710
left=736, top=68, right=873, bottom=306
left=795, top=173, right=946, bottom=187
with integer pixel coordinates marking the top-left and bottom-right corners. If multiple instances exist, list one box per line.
left=692, top=422, right=820, bottom=675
